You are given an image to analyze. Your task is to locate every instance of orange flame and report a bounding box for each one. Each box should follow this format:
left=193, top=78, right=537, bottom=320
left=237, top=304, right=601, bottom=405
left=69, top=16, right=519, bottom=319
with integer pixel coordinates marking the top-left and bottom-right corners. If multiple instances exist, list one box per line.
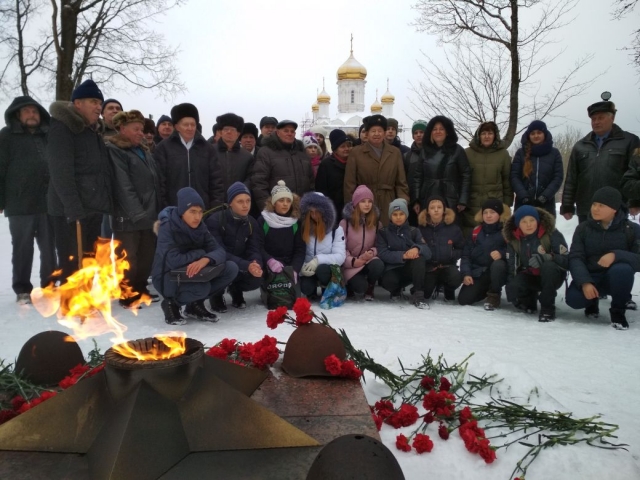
left=31, top=238, right=185, bottom=360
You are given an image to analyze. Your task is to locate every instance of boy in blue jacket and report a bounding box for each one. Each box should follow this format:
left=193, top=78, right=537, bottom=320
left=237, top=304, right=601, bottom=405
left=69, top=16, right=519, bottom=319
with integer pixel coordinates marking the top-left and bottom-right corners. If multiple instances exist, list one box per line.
left=151, top=187, right=238, bottom=325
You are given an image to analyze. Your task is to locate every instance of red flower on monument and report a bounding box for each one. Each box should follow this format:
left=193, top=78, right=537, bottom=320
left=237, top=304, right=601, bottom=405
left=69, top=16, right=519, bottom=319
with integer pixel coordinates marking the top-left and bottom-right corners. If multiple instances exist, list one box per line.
left=373, top=400, right=395, bottom=419
left=395, top=434, right=412, bottom=452
left=412, top=433, right=434, bottom=454
left=372, top=413, right=383, bottom=431
left=205, top=346, right=228, bottom=359
left=385, top=404, right=419, bottom=428
left=266, top=306, right=288, bottom=329
left=324, top=354, right=343, bottom=375
left=339, top=359, right=362, bottom=379
left=292, top=298, right=313, bottom=325
left=219, top=338, right=238, bottom=354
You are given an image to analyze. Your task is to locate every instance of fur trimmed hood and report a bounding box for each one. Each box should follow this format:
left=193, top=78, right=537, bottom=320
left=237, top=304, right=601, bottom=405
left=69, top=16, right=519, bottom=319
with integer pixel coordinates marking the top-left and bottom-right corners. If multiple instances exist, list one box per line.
left=473, top=204, right=512, bottom=224
left=468, top=121, right=506, bottom=153
left=300, top=192, right=336, bottom=230
left=418, top=207, right=456, bottom=226
left=341, top=201, right=381, bottom=224
left=49, top=101, right=90, bottom=134
left=423, top=115, right=458, bottom=154
left=106, top=133, right=150, bottom=151
left=263, top=193, right=301, bottom=219
left=503, top=207, right=555, bottom=243
left=262, top=133, right=304, bottom=152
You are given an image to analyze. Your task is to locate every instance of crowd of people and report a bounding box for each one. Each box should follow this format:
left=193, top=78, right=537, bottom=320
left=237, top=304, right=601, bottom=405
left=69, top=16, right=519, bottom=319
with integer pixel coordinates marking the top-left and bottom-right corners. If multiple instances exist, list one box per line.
left=1, top=78, right=640, bottom=330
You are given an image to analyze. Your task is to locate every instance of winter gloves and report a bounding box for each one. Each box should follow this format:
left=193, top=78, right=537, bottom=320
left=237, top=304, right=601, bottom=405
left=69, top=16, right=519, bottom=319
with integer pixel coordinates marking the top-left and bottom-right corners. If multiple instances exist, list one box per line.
left=301, top=257, right=319, bottom=277
left=528, top=253, right=553, bottom=269
left=267, top=258, right=284, bottom=273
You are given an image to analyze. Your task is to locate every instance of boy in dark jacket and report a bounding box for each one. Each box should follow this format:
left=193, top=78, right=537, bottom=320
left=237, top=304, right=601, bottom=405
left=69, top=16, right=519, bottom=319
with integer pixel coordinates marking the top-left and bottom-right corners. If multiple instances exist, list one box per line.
left=458, top=199, right=510, bottom=310
left=151, top=187, right=239, bottom=325
left=206, top=182, right=263, bottom=312
left=377, top=199, right=431, bottom=308
left=418, top=195, right=464, bottom=301
left=566, top=187, right=640, bottom=330
left=504, top=205, right=569, bottom=322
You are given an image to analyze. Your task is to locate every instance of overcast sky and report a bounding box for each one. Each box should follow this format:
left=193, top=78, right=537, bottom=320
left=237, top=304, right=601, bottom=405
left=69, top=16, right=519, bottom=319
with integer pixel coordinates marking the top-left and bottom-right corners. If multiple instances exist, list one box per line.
left=1, top=0, right=639, bottom=144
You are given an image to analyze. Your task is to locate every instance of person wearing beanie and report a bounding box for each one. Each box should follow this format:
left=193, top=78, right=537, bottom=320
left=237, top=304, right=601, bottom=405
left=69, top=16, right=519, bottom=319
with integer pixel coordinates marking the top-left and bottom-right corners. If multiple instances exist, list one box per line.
left=353, top=122, right=368, bottom=146
left=0, top=96, right=55, bottom=305
left=458, top=198, right=511, bottom=310
left=510, top=120, right=562, bottom=218
left=211, top=113, right=254, bottom=194
left=503, top=205, right=569, bottom=322
left=565, top=186, right=640, bottom=330
left=309, top=125, right=329, bottom=158
left=302, top=131, right=322, bottom=177
left=251, top=118, right=314, bottom=210
left=257, top=180, right=305, bottom=307
left=562, top=95, right=640, bottom=223
left=403, top=120, right=428, bottom=227
left=385, top=117, right=410, bottom=156
left=154, top=114, right=173, bottom=145
left=411, top=115, right=471, bottom=223
left=316, top=129, right=353, bottom=216
left=417, top=195, right=464, bottom=302
left=99, top=99, right=122, bottom=139
left=298, top=192, right=346, bottom=300
left=463, top=121, right=512, bottom=237
left=154, top=102, right=224, bottom=210
left=376, top=198, right=431, bottom=308
left=151, top=187, right=238, bottom=325
left=344, top=115, right=409, bottom=226
left=339, top=185, right=384, bottom=301
left=258, top=116, right=278, bottom=146
left=105, top=110, right=161, bottom=309
left=239, top=122, right=259, bottom=155
left=47, top=78, right=112, bottom=282
left=205, top=182, right=262, bottom=311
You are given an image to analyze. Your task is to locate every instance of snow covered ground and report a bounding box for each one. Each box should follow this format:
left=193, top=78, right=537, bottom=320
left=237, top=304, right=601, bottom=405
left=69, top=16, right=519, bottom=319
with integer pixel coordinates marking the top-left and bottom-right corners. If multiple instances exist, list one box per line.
left=1, top=213, right=639, bottom=479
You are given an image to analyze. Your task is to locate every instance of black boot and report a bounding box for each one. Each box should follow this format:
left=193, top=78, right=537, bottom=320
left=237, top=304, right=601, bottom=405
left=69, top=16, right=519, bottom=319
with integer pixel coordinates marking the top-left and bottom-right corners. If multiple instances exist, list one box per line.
left=209, top=293, right=227, bottom=313
left=538, top=305, right=556, bottom=322
left=229, top=285, right=246, bottom=309
left=584, top=301, right=599, bottom=319
left=610, top=308, right=629, bottom=330
left=184, top=300, right=219, bottom=322
left=161, top=299, right=186, bottom=326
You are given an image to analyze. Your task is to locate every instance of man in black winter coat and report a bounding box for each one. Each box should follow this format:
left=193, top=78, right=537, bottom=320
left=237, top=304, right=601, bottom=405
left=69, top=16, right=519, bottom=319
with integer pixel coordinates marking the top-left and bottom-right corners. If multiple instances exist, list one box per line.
left=566, top=187, right=640, bottom=330
left=0, top=96, right=56, bottom=303
left=211, top=113, right=255, bottom=192
left=316, top=129, right=353, bottom=216
left=561, top=99, right=640, bottom=223
left=206, top=182, right=263, bottom=312
left=47, top=79, right=113, bottom=281
left=154, top=103, right=224, bottom=210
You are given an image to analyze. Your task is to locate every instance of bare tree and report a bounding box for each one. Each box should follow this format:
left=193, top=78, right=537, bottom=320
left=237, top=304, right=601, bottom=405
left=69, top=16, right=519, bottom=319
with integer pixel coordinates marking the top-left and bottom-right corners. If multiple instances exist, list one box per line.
left=0, top=0, right=185, bottom=101
left=612, top=0, right=639, bottom=74
left=553, top=125, right=582, bottom=201
left=411, top=0, right=596, bottom=147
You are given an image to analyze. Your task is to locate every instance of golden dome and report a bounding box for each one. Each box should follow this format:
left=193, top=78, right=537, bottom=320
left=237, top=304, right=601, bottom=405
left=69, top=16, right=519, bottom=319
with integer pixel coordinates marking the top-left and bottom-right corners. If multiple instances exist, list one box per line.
left=381, top=79, right=395, bottom=104
left=371, top=90, right=382, bottom=113
left=311, top=103, right=319, bottom=112
left=317, top=89, right=331, bottom=104
left=337, top=52, right=367, bottom=81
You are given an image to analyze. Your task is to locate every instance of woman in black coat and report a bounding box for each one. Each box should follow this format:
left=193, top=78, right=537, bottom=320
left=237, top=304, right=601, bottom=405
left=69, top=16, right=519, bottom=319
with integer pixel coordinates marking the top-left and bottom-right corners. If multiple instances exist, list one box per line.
left=316, top=129, right=353, bottom=216
left=106, top=110, right=162, bottom=308
left=510, top=120, right=564, bottom=217
left=411, top=115, right=471, bottom=215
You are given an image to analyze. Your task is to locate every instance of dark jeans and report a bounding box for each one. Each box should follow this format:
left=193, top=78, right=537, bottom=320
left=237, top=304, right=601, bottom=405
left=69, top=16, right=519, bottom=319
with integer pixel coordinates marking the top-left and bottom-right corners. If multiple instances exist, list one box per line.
left=506, top=262, right=566, bottom=309
left=173, top=261, right=239, bottom=305
left=458, top=260, right=507, bottom=306
left=114, top=229, right=156, bottom=294
left=380, top=256, right=426, bottom=294
left=52, top=213, right=103, bottom=282
left=8, top=213, right=56, bottom=294
left=565, top=263, right=634, bottom=310
left=300, top=264, right=332, bottom=297
left=347, top=259, right=385, bottom=294
left=424, top=264, right=462, bottom=298
left=230, top=270, right=264, bottom=293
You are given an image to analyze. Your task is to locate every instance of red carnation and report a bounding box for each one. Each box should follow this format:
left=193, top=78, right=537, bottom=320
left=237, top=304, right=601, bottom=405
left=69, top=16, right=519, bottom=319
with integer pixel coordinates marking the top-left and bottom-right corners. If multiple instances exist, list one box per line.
left=292, top=298, right=313, bottom=325
left=395, top=434, right=412, bottom=452
left=412, top=433, right=434, bottom=454
left=238, top=342, right=255, bottom=361
left=266, top=306, right=288, bottom=329
left=206, top=346, right=228, bottom=359
left=422, top=389, right=456, bottom=418
left=87, top=363, right=104, bottom=377
left=59, top=375, right=78, bottom=389
left=0, top=409, right=18, bottom=425
left=10, top=396, right=26, bottom=410
left=372, top=413, right=383, bottom=431
left=339, top=359, right=362, bottom=379
left=459, top=406, right=474, bottom=424
left=424, top=412, right=435, bottom=424
left=439, top=377, right=452, bottom=391
left=420, top=376, right=435, bottom=390
left=38, top=391, right=57, bottom=402
left=385, top=404, right=419, bottom=428
left=438, top=423, right=450, bottom=440
left=219, top=338, right=238, bottom=354
left=374, top=400, right=395, bottom=419
left=69, top=364, right=90, bottom=376
left=324, top=354, right=343, bottom=375
left=17, top=401, right=33, bottom=414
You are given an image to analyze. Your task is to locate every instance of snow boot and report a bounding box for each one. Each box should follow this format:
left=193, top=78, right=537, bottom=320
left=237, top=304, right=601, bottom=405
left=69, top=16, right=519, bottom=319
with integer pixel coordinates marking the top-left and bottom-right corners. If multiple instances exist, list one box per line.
left=412, top=291, right=429, bottom=309
left=209, top=293, right=227, bottom=313
left=229, top=285, right=246, bottom=309
left=538, top=305, right=556, bottom=322
left=484, top=292, right=501, bottom=311
left=184, top=300, right=219, bottom=323
left=390, top=288, right=402, bottom=302
left=16, top=293, right=31, bottom=305
left=161, top=299, right=187, bottom=326
left=584, top=301, right=599, bottom=319
left=625, top=299, right=637, bottom=311
left=443, top=286, right=456, bottom=302
left=610, top=308, right=629, bottom=330
left=364, top=283, right=375, bottom=301
left=514, top=298, right=537, bottom=314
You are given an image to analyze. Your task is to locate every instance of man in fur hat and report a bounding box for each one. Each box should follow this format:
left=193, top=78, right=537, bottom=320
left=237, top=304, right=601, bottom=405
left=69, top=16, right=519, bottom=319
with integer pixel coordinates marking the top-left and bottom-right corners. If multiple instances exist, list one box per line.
left=47, top=79, right=113, bottom=281
left=212, top=113, right=255, bottom=192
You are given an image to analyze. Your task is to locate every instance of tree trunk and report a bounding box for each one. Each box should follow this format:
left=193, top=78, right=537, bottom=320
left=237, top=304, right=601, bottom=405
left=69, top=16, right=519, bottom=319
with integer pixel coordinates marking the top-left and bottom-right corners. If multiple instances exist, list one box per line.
left=505, top=0, right=520, bottom=148
left=54, top=0, right=78, bottom=100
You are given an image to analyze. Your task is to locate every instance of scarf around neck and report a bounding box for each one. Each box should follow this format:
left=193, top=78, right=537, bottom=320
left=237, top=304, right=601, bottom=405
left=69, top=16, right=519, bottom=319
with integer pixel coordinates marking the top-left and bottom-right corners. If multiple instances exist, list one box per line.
left=261, top=210, right=298, bottom=229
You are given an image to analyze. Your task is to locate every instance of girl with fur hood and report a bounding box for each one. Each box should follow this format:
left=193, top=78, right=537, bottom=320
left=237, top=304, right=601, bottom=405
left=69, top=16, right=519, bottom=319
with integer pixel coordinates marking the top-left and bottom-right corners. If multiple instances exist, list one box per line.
left=504, top=205, right=569, bottom=322
left=339, top=185, right=384, bottom=301
left=299, top=192, right=346, bottom=299
left=258, top=181, right=306, bottom=277
left=418, top=195, right=464, bottom=301
left=458, top=199, right=510, bottom=310
left=377, top=198, right=431, bottom=309
left=510, top=120, right=563, bottom=217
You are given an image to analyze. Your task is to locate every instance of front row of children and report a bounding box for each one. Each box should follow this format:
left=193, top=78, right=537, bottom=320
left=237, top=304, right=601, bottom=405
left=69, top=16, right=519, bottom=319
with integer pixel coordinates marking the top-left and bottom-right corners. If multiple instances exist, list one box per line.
left=151, top=182, right=639, bottom=331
